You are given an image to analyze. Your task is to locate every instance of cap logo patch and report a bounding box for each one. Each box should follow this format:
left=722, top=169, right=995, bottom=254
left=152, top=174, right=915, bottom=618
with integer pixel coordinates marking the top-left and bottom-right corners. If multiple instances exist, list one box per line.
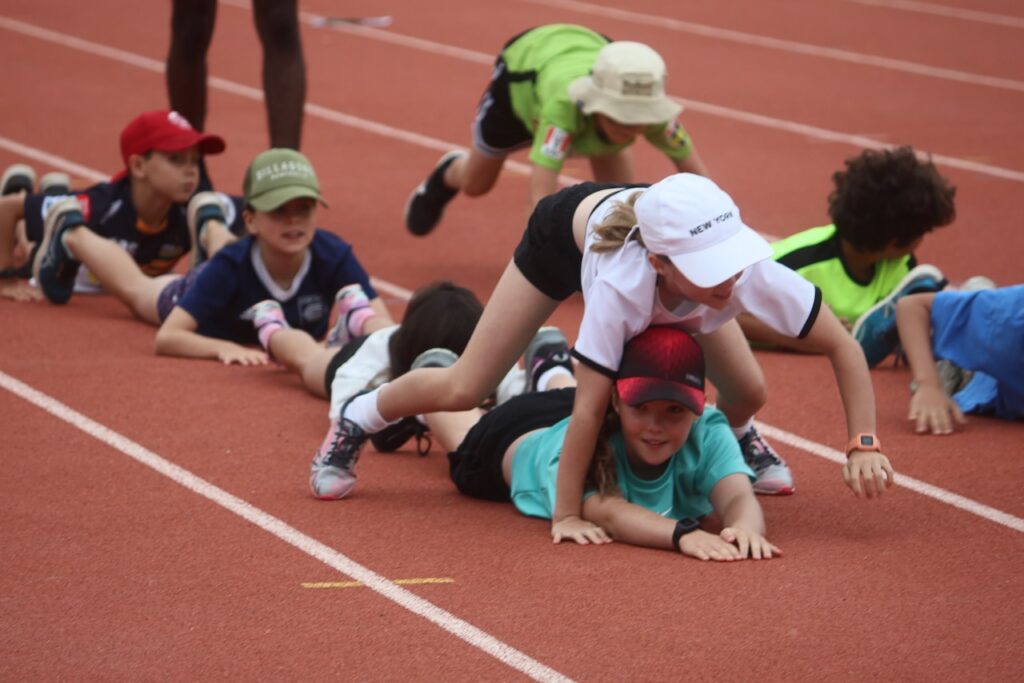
left=167, top=111, right=193, bottom=131
left=619, top=75, right=657, bottom=97
left=254, top=160, right=315, bottom=184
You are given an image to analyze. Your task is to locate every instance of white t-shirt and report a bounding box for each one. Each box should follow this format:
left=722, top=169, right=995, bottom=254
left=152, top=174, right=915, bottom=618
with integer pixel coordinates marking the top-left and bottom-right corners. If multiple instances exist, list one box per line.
left=575, top=190, right=821, bottom=375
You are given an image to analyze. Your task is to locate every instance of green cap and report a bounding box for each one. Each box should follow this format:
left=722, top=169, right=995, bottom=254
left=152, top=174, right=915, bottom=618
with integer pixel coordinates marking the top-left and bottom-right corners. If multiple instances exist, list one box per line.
left=243, top=148, right=328, bottom=211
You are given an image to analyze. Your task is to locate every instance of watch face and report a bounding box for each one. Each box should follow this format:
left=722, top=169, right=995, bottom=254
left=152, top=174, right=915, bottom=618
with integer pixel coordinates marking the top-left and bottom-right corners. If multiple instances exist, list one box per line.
left=860, top=435, right=875, bottom=447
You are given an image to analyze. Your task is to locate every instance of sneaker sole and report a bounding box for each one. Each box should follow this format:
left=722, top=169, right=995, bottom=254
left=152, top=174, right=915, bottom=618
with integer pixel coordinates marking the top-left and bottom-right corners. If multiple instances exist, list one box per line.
left=1, top=163, right=36, bottom=195
left=851, top=264, right=946, bottom=341
left=753, top=482, right=795, bottom=496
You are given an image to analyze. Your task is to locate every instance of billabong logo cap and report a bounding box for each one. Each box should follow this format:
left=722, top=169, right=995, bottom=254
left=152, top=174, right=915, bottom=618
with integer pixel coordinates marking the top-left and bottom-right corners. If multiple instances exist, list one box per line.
left=243, top=148, right=328, bottom=211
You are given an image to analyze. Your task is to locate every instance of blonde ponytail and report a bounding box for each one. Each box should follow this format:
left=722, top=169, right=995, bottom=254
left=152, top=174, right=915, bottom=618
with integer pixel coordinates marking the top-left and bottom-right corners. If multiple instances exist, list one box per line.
left=589, top=191, right=646, bottom=254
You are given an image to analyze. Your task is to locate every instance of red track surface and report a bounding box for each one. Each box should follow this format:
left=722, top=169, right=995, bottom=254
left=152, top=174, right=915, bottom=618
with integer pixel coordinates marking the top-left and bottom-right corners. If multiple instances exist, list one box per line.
left=1, top=1, right=1021, bottom=680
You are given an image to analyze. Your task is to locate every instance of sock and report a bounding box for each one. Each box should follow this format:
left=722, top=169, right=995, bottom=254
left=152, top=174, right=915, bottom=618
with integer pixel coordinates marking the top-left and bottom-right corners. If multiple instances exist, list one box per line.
left=342, top=388, right=399, bottom=433
left=730, top=418, right=754, bottom=440
left=346, top=306, right=375, bottom=338
left=536, top=366, right=573, bottom=392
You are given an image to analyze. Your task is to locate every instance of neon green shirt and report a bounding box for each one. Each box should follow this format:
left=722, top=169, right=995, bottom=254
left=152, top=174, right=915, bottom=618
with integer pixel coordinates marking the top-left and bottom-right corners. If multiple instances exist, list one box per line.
left=500, top=24, right=693, bottom=172
left=772, top=224, right=915, bottom=324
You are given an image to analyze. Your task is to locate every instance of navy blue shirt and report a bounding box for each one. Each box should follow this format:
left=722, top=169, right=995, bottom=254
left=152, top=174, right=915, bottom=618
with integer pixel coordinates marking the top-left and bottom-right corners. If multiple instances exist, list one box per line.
left=23, top=174, right=245, bottom=277
left=176, top=230, right=376, bottom=344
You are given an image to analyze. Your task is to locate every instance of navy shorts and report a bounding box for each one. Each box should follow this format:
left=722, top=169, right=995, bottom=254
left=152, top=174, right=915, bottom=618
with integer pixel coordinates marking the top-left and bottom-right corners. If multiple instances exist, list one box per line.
left=512, top=182, right=645, bottom=301
left=448, top=387, right=576, bottom=502
left=156, top=263, right=207, bottom=322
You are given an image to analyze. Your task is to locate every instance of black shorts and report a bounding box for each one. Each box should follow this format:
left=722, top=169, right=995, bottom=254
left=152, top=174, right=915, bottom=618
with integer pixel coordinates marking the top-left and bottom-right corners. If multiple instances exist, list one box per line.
left=472, top=55, right=535, bottom=155
left=512, top=183, right=645, bottom=301
left=322, top=334, right=373, bottom=399
left=448, top=387, right=576, bottom=502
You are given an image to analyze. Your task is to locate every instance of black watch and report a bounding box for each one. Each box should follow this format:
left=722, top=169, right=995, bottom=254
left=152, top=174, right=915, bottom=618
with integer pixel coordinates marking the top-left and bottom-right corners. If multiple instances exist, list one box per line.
left=672, top=517, right=701, bottom=551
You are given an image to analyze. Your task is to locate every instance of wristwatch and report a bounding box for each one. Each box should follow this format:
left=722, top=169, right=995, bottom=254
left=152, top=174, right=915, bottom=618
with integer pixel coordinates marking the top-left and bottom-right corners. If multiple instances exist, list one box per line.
left=672, top=517, right=701, bottom=551
left=845, top=433, right=882, bottom=457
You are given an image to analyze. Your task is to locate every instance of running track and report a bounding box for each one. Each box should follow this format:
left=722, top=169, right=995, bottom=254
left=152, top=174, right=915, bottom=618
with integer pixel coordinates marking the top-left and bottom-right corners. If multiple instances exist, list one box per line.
left=0, top=0, right=1021, bottom=679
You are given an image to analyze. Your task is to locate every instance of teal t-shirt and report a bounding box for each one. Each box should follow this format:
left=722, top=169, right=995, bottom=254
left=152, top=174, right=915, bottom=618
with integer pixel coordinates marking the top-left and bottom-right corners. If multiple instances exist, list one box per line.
left=500, top=24, right=693, bottom=172
left=772, top=224, right=915, bottom=325
left=510, top=407, right=754, bottom=520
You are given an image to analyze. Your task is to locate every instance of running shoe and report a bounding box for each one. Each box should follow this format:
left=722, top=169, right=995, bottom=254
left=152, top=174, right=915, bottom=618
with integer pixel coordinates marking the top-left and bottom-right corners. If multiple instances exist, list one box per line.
left=852, top=264, right=947, bottom=367
left=32, top=197, right=85, bottom=304
left=186, top=191, right=230, bottom=268
left=39, top=172, right=71, bottom=196
left=404, top=151, right=462, bottom=236
left=310, top=394, right=371, bottom=500
left=738, top=426, right=795, bottom=495
left=523, top=327, right=574, bottom=394
left=1, top=164, right=36, bottom=196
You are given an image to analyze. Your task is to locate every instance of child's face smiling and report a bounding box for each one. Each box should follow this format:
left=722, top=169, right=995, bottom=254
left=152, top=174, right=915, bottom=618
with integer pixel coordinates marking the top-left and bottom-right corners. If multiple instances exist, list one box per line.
left=246, top=197, right=317, bottom=255
left=139, top=147, right=201, bottom=203
left=613, top=394, right=697, bottom=478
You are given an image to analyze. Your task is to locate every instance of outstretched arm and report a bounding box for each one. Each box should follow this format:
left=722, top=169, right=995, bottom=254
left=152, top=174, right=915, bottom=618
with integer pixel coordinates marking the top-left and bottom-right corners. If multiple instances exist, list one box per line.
left=708, top=473, right=780, bottom=559
left=896, top=293, right=966, bottom=435
left=155, top=307, right=268, bottom=365
left=672, top=143, right=709, bottom=177
left=527, top=164, right=561, bottom=210
left=551, top=362, right=613, bottom=545
left=0, top=195, right=40, bottom=301
left=801, top=305, right=894, bottom=498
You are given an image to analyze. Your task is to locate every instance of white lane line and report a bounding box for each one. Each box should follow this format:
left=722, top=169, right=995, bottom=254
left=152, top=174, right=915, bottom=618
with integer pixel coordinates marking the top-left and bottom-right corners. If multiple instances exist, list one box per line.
left=2, top=14, right=1022, bottom=184
left=519, top=0, right=1024, bottom=93
left=755, top=421, right=1024, bottom=533
left=844, top=0, right=1024, bottom=29
left=0, top=135, right=414, bottom=299
left=0, top=369, right=573, bottom=683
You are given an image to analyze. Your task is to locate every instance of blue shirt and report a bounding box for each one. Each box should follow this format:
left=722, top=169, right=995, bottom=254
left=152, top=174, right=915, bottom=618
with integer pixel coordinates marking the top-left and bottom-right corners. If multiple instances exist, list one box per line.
left=510, top=407, right=754, bottom=520
left=23, top=172, right=244, bottom=277
left=931, top=285, right=1024, bottom=419
left=175, top=230, right=376, bottom=344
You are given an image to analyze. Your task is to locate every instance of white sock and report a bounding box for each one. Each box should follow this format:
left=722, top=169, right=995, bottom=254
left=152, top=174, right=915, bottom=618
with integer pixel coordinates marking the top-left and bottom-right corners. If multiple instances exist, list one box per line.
left=342, top=388, right=397, bottom=433
left=731, top=418, right=754, bottom=439
left=536, top=366, right=573, bottom=392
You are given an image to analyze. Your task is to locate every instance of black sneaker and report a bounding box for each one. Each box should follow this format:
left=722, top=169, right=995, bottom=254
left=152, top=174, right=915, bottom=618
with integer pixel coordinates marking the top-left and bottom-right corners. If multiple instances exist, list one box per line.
left=39, top=172, right=71, bottom=196
left=1, top=164, right=36, bottom=196
left=404, top=151, right=462, bottom=236
left=738, top=426, right=795, bottom=495
left=370, top=417, right=430, bottom=456
left=523, top=327, right=574, bottom=393
left=32, top=198, right=85, bottom=305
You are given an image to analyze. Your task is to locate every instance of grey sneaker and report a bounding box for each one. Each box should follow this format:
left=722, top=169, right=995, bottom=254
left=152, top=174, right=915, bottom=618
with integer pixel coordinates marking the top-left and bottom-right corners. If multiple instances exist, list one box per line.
left=310, top=406, right=369, bottom=500
left=523, top=327, right=573, bottom=394
left=738, top=427, right=795, bottom=495
left=39, top=172, right=71, bottom=196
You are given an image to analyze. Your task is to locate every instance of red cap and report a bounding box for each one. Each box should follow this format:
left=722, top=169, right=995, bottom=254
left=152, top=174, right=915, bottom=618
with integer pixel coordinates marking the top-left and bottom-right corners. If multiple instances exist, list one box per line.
left=616, top=326, right=705, bottom=415
left=119, top=110, right=225, bottom=168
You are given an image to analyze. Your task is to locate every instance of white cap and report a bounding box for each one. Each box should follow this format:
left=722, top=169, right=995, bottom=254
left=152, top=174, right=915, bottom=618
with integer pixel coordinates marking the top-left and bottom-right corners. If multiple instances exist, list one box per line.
left=634, top=174, right=772, bottom=288
left=568, top=42, right=683, bottom=125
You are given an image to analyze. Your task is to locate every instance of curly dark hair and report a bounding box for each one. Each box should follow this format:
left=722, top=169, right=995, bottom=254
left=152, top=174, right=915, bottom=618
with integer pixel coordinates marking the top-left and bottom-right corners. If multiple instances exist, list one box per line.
left=828, top=146, right=956, bottom=252
left=387, top=281, right=484, bottom=379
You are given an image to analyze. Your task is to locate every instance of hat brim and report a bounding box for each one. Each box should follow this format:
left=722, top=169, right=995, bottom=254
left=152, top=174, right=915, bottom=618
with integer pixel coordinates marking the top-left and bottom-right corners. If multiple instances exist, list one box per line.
left=617, top=376, right=705, bottom=415
left=158, top=131, right=226, bottom=156
left=569, top=76, right=683, bottom=125
left=248, top=186, right=328, bottom=212
left=667, top=225, right=773, bottom=288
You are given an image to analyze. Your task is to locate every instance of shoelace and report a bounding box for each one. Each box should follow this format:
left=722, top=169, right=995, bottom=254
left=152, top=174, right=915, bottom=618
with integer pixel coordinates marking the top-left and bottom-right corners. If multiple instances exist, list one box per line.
left=742, top=432, right=782, bottom=470
left=324, top=420, right=364, bottom=469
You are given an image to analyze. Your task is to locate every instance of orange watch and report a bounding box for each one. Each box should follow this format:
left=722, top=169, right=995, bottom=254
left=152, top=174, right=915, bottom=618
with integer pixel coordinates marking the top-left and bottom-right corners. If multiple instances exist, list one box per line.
left=845, top=433, right=882, bottom=457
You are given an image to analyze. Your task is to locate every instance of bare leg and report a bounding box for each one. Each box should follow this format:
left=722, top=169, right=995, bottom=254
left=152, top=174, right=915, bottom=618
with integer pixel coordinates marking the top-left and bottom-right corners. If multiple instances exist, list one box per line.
left=589, top=150, right=634, bottom=183
left=267, top=328, right=336, bottom=398
left=63, top=229, right=176, bottom=325
left=202, top=220, right=237, bottom=259
left=446, top=149, right=506, bottom=197
left=252, top=0, right=305, bottom=149
left=166, top=0, right=217, bottom=130
left=377, top=262, right=559, bottom=419
left=697, top=319, right=768, bottom=427
left=423, top=408, right=485, bottom=454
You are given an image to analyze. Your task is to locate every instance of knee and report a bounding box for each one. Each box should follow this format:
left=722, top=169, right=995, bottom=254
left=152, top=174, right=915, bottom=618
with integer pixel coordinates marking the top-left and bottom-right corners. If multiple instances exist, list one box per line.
left=437, top=376, right=491, bottom=412
left=254, top=1, right=302, bottom=53
left=170, top=0, right=216, bottom=49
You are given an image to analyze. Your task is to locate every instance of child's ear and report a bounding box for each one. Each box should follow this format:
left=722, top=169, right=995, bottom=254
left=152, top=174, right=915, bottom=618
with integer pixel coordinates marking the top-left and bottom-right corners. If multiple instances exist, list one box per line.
left=127, top=154, right=147, bottom=179
left=242, top=208, right=259, bottom=236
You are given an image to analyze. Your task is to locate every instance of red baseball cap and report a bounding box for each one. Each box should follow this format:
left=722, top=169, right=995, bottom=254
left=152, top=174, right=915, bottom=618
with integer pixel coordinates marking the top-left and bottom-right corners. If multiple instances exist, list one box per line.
left=616, top=326, right=706, bottom=415
left=119, top=110, right=225, bottom=168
